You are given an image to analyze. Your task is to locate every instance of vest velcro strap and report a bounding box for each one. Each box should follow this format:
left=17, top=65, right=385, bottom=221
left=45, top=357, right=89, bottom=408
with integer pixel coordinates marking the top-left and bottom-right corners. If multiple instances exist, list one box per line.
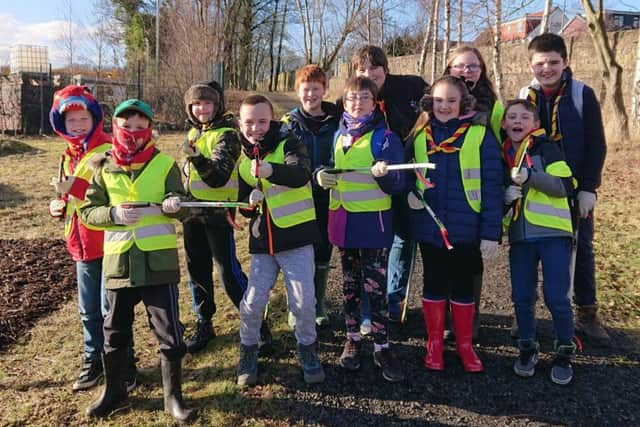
left=105, top=230, right=132, bottom=242
left=526, top=201, right=571, bottom=220
left=333, top=188, right=388, bottom=202
left=135, top=223, right=176, bottom=239
left=270, top=199, right=315, bottom=219
left=339, top=171, right=376, bottom=184
left=467, top=189, right=482, bottom=201
left=463, top=168, right=481, bottom=179
left=190, top=179, right=239, bottom=191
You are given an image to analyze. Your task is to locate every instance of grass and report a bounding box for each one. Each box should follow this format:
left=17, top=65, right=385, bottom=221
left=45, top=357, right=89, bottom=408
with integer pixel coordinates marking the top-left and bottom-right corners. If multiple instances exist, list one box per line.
left=0, top=130, right=638, bottom=426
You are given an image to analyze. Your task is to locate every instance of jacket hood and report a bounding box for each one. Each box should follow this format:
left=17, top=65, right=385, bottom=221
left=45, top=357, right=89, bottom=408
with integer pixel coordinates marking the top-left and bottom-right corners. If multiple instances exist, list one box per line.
left=49, top=85, right=105, bottom=147
left=240, top=120, right=290, bottom=158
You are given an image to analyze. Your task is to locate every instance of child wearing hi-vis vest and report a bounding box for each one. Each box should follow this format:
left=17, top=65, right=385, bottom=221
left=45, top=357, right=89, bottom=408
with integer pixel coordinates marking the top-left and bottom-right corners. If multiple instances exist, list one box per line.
left=80, top=99, right=195, bottom=422
left=235, top=95, right=325, bottom=387
left=181, top=81, right=271, bottom=355
left=502, top=99, right=578, bottom=386
left=404, top=75, right=503, bottom=374
left=316, top=76, right=406, bottom=383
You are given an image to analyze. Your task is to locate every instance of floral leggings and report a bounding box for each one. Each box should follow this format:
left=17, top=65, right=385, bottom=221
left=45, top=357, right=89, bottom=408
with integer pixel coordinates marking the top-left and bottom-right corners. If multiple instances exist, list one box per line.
left=339, top=247, right=389, bottom=345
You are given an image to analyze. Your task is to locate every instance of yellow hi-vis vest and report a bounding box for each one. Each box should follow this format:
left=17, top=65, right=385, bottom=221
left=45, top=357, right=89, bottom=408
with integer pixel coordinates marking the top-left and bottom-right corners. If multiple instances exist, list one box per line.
left=523, top=160, right=574, bottom=233
left=238, top=140, right=316, bottom=228
left=64, top=143, right=111, bottom=238
left=101, top=153, right=178, bottom=255
left=414, top=125, right=486, bottom=213
left=329, top=130, right=392, bottom=212
left=490, top=101, right=505, bottom=145
left=187, top=127, right=239, bottom=201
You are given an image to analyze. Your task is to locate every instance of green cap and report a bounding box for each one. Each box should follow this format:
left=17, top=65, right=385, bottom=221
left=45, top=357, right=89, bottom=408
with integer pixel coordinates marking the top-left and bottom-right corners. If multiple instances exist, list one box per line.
left=113, top=99, right=153, bottom=121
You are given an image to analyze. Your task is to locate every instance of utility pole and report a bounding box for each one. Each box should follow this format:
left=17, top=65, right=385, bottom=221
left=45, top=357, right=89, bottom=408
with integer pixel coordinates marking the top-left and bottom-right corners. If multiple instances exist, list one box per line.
left=155, top=0, right=160, bottom=81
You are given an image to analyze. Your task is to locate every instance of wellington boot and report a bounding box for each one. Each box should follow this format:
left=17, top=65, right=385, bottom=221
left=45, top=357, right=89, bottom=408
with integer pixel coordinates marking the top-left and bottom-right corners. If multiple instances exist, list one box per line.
left=161, top=358, right=196, bottom=422
left=422, top=299, right=446, bottom=370
left=451, top=302, right=484, bottom=373
left=86, top=349, right=129, bottom=418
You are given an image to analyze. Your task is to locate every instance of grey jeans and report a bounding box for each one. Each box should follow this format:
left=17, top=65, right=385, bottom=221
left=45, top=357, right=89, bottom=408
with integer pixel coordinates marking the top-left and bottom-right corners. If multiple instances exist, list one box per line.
left=240, top=244, right=317, bottom=346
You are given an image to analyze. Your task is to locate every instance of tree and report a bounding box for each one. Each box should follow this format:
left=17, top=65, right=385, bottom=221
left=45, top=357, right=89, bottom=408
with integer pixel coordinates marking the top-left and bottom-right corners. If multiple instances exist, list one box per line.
left=581, top=0, right=629, bottom=140
left=540, top=0, right=552, bottom=34
left=418, top=0, right=434, bottom=77
left=442, top=0, right=451, bottom=72
left=633, top=27, right=640, bottom=127
left=492, top=0, right=504, bottom=103
left=430, top=0, right=440, bottom=83
left=457, top=0, right=462, bottom=44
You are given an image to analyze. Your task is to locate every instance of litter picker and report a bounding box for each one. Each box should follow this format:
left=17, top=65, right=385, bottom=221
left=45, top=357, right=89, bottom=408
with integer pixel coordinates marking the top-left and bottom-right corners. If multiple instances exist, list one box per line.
left=323, top=162, right=436, bottom=174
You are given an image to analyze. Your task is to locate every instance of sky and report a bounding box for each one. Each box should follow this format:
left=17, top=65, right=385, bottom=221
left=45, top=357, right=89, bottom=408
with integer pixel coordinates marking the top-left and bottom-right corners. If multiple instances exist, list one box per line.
left=1, top=0, right=638, bottom=68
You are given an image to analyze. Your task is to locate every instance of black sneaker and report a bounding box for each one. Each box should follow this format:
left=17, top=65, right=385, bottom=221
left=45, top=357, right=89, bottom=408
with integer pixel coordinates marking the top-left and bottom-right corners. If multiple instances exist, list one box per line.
left=339, top=339, right=361, bottom=370
left=513, top=339, right=539, bottom=378
left=72, top=356, right=103, bottom=391
left=373, top=347, right=404, bottom=383
left=186, top=320, right=215, bottom=354
left=551, top=341, right=577, bottom=385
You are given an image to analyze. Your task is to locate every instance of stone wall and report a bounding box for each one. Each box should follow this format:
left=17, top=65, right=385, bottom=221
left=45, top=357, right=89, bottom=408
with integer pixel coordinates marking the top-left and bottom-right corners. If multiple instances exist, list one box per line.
left=328, top=29, right=640, bottom=120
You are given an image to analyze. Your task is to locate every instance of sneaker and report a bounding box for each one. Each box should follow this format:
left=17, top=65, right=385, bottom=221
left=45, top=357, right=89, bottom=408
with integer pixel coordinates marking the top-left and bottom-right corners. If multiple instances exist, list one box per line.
left=373, top=348, right=404, bottom=382
left=186, top=320, right=216, bottom=354
left=550, top=341, right=577, bottom=385
left=72, top=356, right=103, bottom=391
left=339, top=339, right=361, bottom=370
left=576, top=305, right=611, bottom=347
left=236, top=344, right=259, bottom=386
left=296, top=342, right=325, bottom=384
left=258, top=322, right=273, bottom=356
left=359, top=318, right=372, bottom=336
left=513, top=340, right=539, bottom=378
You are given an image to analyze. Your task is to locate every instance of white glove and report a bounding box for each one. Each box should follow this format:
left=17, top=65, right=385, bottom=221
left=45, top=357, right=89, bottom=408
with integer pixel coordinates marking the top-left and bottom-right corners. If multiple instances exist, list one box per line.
left=511, top=167, right=529, bottom=186
left=371, top=161, right=388, bottom=177
left=249, top=189, right=264, bottom=206
left=250, top=159, right=273, bottom=178
left=49, top=199, right=65, bottom=217
left=111, top=206, right=144, bottom=225
left=316, top=169, right=338, bottom=189
left=577, top=191, right=596, bottom=218
left=407, top=192, right=424, bottom=210
left=480, top=240, right=498, bottom=260
left=182, top=139, right=200, bottom=157
left=504, top=185, right=523, bottom=205
left=162, top=196, right=181, bottom=213
left=50, top=176, right=75, bottom=194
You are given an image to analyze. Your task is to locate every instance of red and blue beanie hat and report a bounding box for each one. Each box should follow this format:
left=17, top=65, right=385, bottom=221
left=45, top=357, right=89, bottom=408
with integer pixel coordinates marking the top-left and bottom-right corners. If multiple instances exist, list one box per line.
left=49, top=85, right=104, bottom=145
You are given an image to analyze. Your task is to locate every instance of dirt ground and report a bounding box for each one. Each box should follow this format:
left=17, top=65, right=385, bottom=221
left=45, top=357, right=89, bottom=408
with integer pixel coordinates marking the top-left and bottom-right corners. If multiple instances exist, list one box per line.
left=0, top=239, right=76, bottom=351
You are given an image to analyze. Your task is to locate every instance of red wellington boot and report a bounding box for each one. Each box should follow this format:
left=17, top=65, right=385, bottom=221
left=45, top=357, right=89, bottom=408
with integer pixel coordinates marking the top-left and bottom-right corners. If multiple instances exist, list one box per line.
left=422, top=299, right=447, bottom=370
left=451, top=301, right=484, bottom=373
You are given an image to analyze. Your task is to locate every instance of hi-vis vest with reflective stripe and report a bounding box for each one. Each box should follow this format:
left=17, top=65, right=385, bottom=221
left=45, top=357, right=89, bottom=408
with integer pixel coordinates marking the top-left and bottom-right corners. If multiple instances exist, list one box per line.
left=238, top=140, right=316, bottom=228
left=64, top=143, right=111, bottom=238
left=187, top=127, right=239, bottom=201
left=523, top=160, right=574, bottom=233
left=490, top=101, right=505, bottom=144
left=102, top=153, right=178, bottom=255
left=414, top=125, right=486, bottom=213
left=329, top=130, right=391, bottom=212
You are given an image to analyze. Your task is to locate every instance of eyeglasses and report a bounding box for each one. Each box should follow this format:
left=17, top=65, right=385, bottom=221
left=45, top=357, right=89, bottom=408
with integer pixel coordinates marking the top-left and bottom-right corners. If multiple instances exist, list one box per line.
left=452, top=63, right=481, bottom=72
left=345, top=94, right=373, bottom=103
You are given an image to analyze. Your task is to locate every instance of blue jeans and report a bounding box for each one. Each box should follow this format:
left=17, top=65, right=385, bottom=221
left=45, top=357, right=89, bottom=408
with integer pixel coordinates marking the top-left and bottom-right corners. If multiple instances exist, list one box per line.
left=386, top=234, right=417, bottom=318
left=574, top=215, right=597, bottom=306
left=76, top=259, right=107, bottom=360
left=510, top=238, right=574, bottom=342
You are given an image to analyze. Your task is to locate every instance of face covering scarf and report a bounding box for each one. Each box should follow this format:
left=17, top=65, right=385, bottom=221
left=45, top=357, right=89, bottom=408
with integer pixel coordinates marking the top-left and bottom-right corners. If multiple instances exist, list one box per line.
left=111, top=122, right=154, bottom=169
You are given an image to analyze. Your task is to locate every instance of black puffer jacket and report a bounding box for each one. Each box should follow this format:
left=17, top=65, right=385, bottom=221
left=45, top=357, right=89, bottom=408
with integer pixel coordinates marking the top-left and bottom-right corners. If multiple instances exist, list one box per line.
left=238, top=121, right=320, bottom=254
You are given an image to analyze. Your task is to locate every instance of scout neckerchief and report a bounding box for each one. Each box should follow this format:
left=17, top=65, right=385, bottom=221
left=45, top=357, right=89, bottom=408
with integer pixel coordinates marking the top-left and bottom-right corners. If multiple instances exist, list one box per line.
left=424, top=121, right=471, bottom=155
left=503, top=128, right=546, bottom=220
left=527, top=81, right=566, bottom=142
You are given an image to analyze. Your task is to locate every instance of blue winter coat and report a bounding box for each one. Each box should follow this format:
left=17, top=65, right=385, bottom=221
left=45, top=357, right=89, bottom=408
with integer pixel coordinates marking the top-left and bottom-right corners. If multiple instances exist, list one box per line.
left=404, top=116, right=503, bottom=248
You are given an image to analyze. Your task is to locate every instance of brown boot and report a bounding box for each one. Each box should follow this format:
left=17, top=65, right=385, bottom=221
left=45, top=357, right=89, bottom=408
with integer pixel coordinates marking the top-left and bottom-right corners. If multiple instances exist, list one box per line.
left=575, top=305, right=611, bottom=347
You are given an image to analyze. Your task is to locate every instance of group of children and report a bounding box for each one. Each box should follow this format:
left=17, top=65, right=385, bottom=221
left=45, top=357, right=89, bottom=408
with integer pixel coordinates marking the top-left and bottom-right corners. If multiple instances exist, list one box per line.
left=48, top=33, right=607, bottom=420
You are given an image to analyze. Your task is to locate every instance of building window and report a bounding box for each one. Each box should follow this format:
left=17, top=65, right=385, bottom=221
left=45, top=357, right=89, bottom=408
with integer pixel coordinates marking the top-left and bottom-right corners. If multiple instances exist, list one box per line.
left=633, top=16, right=639, bottom=29
left=613, top=15, right=624, bottom=29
